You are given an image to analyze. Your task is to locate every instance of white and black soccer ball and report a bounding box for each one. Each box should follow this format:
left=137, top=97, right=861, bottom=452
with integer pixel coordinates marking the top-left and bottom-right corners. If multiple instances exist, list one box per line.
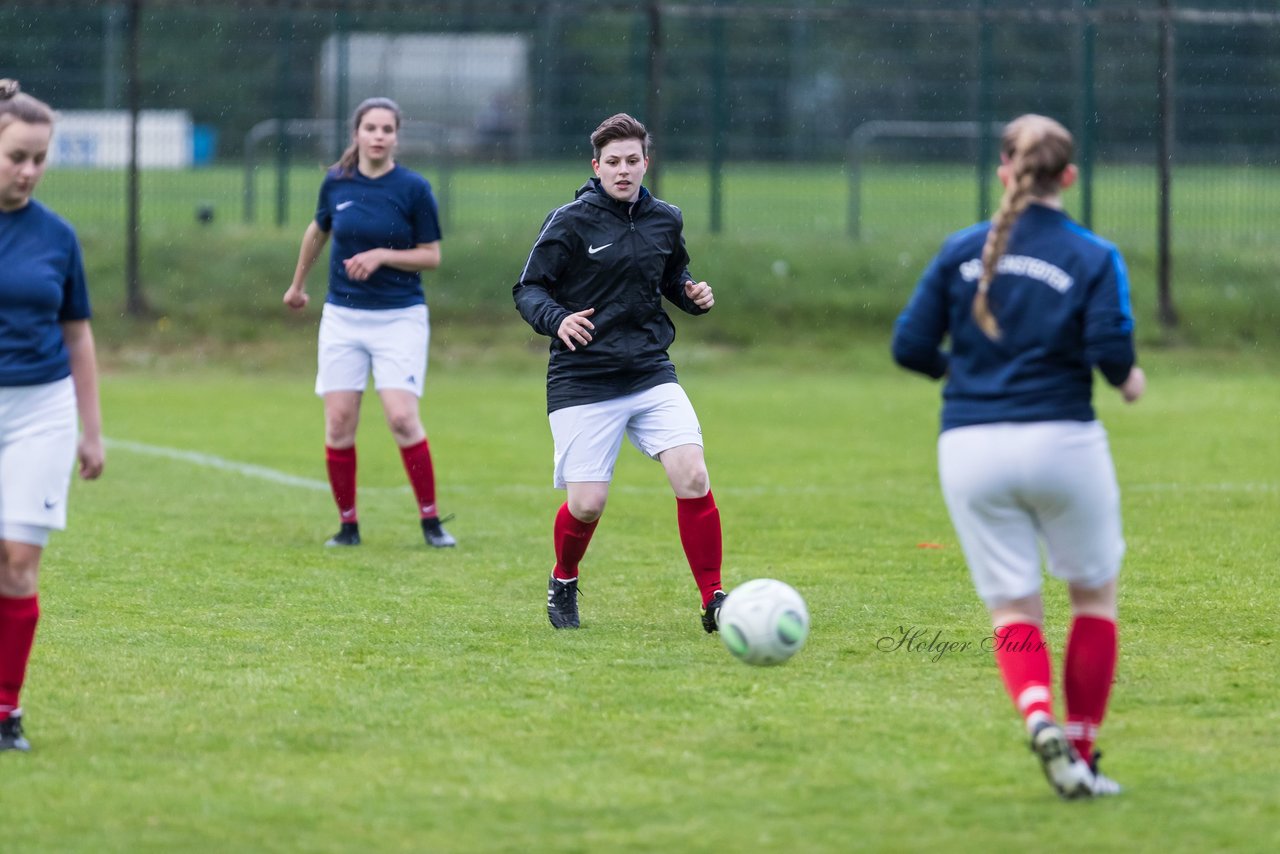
left=718, top=578, right=809, bottom=666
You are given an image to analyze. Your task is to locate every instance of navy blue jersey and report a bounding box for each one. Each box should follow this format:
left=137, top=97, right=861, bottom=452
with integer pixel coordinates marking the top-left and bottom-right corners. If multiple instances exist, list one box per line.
left=0, top=200, right=92, bottom=387
left=315, top=164, right=442, bottom=310
left=892, top=204, right=1136, bottom=431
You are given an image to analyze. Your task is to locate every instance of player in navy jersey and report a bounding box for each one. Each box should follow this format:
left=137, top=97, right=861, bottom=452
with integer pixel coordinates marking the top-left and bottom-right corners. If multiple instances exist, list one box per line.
left=514, top=113, right=724, bottom=632
left=892, top=114, right=1146, bottom=799
left=284, top=97, right=455, bottom=549
left=0, top=80, right=105, bottom=751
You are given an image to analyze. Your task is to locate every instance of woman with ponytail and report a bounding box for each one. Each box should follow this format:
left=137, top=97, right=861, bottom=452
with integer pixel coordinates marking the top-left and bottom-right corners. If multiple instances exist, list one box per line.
left=892, top=114, right=1145, bottom=799
left=0, top=80, right=105, bottom=751
left=284, top=97, right=455, bottom=550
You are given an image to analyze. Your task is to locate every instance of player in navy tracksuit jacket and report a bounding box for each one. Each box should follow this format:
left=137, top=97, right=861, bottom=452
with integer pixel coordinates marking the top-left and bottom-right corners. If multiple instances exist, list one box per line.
left=514, top=113, right=725, bottom=633
left=892, top=114, right=1146, bottom=800
left=284, top=97, right=455, bottom=550
left=0, top=80, right=105, bottom=752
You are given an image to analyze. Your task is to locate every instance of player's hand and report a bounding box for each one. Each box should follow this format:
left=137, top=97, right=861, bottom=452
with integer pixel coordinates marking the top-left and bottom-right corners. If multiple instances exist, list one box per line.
left=557, top=308, right=596, bottom=351
left=343, top=249, right=385, bottom=281
left=684, top=280, right=714, bottom=310
left=283, top=284, right=310, bottom=311
left=1119, top=366, right=1146, bottom=403
left=77, top=435, right=104, bottom=480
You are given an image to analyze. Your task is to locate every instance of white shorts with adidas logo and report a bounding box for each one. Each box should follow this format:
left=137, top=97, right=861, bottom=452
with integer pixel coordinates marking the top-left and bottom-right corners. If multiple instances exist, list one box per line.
left=315, top=303, right=429, bottom=397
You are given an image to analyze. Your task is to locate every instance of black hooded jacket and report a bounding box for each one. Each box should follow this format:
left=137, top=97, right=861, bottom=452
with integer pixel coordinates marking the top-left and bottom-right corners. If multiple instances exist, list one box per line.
left=513, top=178, right=708, bottom=413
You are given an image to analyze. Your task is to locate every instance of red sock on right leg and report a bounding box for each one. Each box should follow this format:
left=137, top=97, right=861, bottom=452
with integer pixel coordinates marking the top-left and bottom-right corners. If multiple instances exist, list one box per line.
left=0, top=594, right=39, bottom=720
left=992, top=622, right=1055, bottom=727
left=552, top=503, right=598, bottom=581
left=1064, top=615, right=1118, bottom=763
left=325, top=445, right=358, bottom=523
left=676, top=491, right=723, bottom=607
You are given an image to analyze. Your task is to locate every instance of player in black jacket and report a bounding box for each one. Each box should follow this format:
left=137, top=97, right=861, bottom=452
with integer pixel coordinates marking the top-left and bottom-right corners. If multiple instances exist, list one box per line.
left=513, top=113, right=724, bottom=632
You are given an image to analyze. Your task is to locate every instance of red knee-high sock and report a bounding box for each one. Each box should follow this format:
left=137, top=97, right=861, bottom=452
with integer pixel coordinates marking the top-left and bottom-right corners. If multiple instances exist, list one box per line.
left=992, top=622, right=1055, bottom=728
left=1064, top=615, right=1118, bottom=763
left=0, top=594, right=39, bottom=719
left=325, top=445, right=358, bottom=523
left=399, top=439, right=439, bottom=519
left=553, top=503, right=598, bottom=581
left=676, top=491, right=723, bottom=607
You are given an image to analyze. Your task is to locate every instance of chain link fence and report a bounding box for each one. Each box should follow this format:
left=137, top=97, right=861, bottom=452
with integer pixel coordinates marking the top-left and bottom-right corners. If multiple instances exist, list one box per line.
left=4, top=0, right=1279, bottom=317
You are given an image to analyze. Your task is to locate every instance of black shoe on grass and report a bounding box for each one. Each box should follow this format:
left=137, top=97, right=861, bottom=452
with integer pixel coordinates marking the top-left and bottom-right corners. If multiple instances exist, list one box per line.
left=547, top=575, right=580, bottom=629
left=1087, top=751, right=1122, bottom=797
left=421, top=515, right=457, bottom=548
left=701, top=590, right=726, bottom=634
left=1030, top=720, right=1092, bottom=799
left=0, top=710, right=31, bottom=752
left=325, top=522, right=361, bottom=547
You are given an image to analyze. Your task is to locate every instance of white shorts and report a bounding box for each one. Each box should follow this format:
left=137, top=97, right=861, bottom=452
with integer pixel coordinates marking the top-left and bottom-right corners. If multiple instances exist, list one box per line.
left=548, top=383, right=703, bottom=489
left=0, top=377, right=78, bottom=545
left=938, top=420, right=1125, bottom=608
left=316, top=303, right=429, bottom=397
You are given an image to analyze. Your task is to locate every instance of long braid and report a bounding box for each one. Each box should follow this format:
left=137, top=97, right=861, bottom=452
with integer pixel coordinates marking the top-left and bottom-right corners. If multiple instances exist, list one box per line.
left=972, top=115, right=1074, bottom=340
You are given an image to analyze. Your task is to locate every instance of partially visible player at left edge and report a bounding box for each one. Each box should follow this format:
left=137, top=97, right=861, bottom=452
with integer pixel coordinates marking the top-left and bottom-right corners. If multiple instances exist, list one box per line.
left=0, top=80, right=106, bottom=752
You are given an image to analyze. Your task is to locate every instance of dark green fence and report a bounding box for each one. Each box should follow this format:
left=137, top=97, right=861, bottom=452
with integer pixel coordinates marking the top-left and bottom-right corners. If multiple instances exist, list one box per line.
left=5, top=0, right=1279, bottom=321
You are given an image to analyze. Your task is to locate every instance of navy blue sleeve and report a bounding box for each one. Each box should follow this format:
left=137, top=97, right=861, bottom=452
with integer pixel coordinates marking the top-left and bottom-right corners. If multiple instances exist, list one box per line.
left=314, top=173, right=334, bottom=232
left=892, top=252, right=951, bottom=379
left=1083, top=248, right=1137, bottom=386
left=411, top=178, right=443, bottom=244
left=58, top=232, right=92, bottom=322
left=513, top=208, right=574, bottom=337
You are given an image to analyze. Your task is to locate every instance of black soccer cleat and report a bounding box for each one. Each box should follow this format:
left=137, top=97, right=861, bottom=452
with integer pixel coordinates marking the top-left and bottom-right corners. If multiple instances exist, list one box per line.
left=1029, top=720, right=1093, bottom=799
left=547, top=575, right=580, bottom=629
left=325, top=522, right=361, bottom=547
left=1087, top=751, right=1122, bottom=797
left=421, top=515, right=456, bottom=548
left=0, top=710, right=31, bottom=752
left=701, top=590, right=726, bottom=634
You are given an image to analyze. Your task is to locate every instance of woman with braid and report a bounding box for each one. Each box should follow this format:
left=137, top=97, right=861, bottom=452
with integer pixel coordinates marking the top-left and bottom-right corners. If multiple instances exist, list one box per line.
left=892, top=114, right=1145, bottom=799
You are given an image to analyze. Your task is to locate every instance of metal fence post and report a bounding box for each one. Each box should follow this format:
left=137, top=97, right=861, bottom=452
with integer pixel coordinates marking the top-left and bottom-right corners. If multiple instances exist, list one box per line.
left=1079, top=0, right=1096, bottom=229
left=645, top=0, right=663, bottom=198
left=976, top=0, right=993, bottom=221
left=334, top=8, right=349, bottom=165
left=1157, top=0, right=1178, bottom=328
left=709, top=2, right=726, bottom=234
left=275, top=8, right=292, bottom=228
left=125, top=0, right=148, bottom=316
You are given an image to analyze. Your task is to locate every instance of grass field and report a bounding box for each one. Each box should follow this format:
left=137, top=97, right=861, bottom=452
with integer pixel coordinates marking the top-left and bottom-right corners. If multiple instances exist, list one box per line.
left=31, top=160, right=1280, bottom=366
left=8, top=344, right=1278, bottom=852
left=36, top=161, right=1280, bottom=249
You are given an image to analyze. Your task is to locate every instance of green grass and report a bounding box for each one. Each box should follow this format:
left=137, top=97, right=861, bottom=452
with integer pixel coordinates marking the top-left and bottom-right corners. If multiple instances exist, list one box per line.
left=35, top=160, right=1280, bottom=248
left=26, top=161, right=1277, bottom=363
left=8, top=348, right=1278, bottom=851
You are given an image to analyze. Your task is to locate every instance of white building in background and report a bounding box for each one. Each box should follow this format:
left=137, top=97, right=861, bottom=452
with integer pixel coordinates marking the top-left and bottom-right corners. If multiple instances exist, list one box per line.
left=316, top=32, right=531, bottom=158
left=48, top=111, right=194, bottom=168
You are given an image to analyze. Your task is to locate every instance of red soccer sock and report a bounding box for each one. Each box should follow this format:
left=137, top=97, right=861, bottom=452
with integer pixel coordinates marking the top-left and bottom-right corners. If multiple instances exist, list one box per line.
left=1064, top=615, right=1118, bottom=763
left=0, top=594, right=40, bottom=719
left=676, top=491, right=723, bottom=607
left=399, top=439, right=440, bottom=519
left=992, top=622, right=1055, bottom=727
left=325, top=445, right=358, bottom=523
left=552, top=503, right=598, bottom=581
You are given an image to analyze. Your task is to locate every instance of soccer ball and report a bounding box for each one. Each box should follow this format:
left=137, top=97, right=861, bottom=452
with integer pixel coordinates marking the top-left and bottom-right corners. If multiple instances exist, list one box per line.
left=718, top=578, right=809, bottom=666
